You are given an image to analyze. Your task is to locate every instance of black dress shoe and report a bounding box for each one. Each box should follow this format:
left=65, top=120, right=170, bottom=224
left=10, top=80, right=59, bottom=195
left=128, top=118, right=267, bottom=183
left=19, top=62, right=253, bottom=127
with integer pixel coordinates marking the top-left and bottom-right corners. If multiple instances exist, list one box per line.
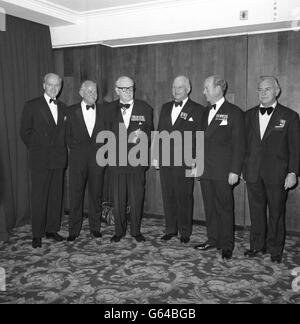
left=91, top=231, right=102, bottom=238
left=244, top=248, right=266, bottom=257
left=222, top=249, right=233, bottom=260
left=134, top=234, right=146, bottom=242
left=67, top=235, right=77, bottom=242
left=46, top=232, right=65, bottom=242
left=161, top=234, right=177, bottom=241
left=271, top=255, right=282, bottom=263
left=32, top=238, right=42, bottom=249
left=180, top=237, right=190, bottom=244
left=110, top=235, right=123, bottom=242
left=194, top=241, right=216, bottom=251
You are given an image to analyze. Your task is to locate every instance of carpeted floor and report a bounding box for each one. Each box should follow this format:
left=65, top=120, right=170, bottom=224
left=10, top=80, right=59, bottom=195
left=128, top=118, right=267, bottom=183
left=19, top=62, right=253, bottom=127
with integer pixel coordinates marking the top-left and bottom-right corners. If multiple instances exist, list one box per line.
left=0, top=216, right=300, bottom=304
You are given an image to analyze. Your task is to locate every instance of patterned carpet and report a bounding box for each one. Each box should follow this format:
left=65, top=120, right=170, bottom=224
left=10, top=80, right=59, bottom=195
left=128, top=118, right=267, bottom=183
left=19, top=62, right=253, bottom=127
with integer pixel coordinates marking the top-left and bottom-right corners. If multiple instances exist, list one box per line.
left=0, top=216, right=300, bottom=304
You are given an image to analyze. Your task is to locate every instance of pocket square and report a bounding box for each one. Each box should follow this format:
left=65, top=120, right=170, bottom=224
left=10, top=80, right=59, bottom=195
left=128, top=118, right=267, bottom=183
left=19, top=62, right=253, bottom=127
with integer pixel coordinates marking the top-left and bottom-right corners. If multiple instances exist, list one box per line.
left=188, top=117, right=194, bottom=122
left=219, top=120, right=228, bottom=126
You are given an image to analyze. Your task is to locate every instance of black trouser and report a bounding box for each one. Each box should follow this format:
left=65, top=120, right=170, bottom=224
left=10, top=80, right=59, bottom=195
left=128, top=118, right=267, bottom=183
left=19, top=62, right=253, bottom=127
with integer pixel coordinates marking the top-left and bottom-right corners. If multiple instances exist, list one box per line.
left=247, top=177, right=287, bottom=257
left=110, top=171, right=145, bottom=237
left=200, top=179, right=234, bottom=251
left=160, top=167, right=194, bottom=238
left=31, top=168, right=64, bottom=238
left=69, top=167, right=105, bottom=236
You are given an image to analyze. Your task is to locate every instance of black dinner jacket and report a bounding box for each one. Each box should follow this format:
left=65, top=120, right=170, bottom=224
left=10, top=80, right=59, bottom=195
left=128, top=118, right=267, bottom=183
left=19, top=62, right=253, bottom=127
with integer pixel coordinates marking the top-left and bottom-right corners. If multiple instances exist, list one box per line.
left=243, top=103, right=300, bottom=184
left=156, top=98, right=205, bottom=168
left=106, top=99, right=154, bottom=173
left=66, top=103, right=108, bottom=171
left=201, top=100, right=245, bottom=181
left=20, top=96, right=67, bottom=170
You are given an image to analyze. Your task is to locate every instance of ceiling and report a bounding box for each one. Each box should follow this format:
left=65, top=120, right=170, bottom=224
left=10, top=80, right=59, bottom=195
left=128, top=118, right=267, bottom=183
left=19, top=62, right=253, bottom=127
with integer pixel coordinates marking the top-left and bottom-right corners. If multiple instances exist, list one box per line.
left=42, top=0, right=173, bottom=12
left=1, top=0, right=300, bottom=48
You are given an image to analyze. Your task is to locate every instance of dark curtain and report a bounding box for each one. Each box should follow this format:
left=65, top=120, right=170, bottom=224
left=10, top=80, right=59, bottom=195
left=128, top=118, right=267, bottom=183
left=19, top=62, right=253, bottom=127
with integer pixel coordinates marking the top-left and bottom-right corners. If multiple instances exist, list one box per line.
left=0, top=15, right=53, bottom=241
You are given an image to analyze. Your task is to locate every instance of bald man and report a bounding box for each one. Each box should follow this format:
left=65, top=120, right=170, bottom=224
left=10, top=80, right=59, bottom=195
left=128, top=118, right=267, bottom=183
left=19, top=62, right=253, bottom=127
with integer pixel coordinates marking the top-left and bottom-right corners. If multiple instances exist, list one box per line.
left=66, top=81, right=107, bottom=241
left=194, top=75, right=245, bottom=260
left=243, top=76, right=300, bottom=263
left=105, top=76, right=153, bottom=243
left=20, top=73, right=67, bottom=248
left=157, top=76, right=205, bottom=243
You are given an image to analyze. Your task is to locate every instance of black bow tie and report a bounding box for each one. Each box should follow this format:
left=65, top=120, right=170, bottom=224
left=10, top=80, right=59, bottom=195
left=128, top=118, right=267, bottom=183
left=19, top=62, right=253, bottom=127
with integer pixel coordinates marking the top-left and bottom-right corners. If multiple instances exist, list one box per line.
left=174, top=101, right=183, bottom=107
left=86, top=104, right=95, bottom=110
left=119, top=103, right=131, bottom=110
left=260, top=107, right=274, bottom=115
left=209, top=104, right=216, bottom=110
left=49, top=98, right=57, bottom=105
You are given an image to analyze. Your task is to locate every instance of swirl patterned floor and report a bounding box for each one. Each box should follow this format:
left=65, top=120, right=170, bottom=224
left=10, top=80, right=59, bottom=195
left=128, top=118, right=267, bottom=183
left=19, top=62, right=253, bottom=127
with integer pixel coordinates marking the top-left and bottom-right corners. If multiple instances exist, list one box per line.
left=0, top=216, right=300, bottom=304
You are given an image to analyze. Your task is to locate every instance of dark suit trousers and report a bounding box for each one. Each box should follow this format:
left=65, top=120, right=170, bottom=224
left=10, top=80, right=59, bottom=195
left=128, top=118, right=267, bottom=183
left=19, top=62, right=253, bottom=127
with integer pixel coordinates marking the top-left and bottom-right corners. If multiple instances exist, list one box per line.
left=31, top=169, right=64, bottom=238
left=160, top=167, right=194, bottom=238
left=200, top=179, right=234, bottom=251
left=69, top=167, right=105, bottom=236
left=111, top=171, right=145, bottom=237
left=246, top=177, right=287, bottom=256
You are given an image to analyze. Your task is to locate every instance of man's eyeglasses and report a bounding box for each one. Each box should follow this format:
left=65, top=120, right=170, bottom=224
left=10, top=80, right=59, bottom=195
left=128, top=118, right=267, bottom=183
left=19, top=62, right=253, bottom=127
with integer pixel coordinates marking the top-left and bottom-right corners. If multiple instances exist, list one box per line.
left=116, top=86, right=134, bottom=93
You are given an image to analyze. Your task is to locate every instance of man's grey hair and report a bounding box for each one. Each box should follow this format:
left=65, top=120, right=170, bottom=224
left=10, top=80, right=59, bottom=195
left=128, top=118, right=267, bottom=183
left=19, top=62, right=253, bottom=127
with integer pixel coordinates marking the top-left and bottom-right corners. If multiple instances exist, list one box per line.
left=211, top=75, right=227, bottom=94
left=43, top=73, right=62, bottom=84
left=80, top=80, right=97, bottom=91
left=258, top=75, right=281, bottom=91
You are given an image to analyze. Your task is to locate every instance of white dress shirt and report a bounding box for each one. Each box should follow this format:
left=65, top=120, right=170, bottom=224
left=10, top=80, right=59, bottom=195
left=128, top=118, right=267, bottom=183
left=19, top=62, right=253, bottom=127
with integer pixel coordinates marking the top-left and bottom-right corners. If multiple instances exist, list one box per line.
left=44, top=93, right=58, bottom=125
left=171, top=97, right=189, bottom=126
left=259, top=102, right=277, bottom=139
left=121, top=100, right=134, bottom=129
left=81, top=101, right=96, bottom=137
left=208, top=97, right=225, bottom=125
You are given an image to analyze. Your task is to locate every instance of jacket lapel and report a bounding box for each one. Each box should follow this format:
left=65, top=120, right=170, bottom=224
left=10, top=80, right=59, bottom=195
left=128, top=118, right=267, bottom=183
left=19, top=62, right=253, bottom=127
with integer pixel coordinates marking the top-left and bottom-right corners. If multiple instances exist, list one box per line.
left=75, top=104, right=91, bottom=138
left=40, top=97, right=56, bottom=127
left=250, top=106, right=261, bottom=141
left=173, top=99, right=193, bottom=128
left=262, top=104, right=283, bottom=141
left=205, top=101, right=228, bottom=138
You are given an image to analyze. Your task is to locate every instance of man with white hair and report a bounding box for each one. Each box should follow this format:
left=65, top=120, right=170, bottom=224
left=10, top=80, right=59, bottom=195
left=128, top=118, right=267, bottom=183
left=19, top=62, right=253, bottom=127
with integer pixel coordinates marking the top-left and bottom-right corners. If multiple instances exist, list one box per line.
left=243, top=76, right=300, bottom=263
left=105, top=76, right=153, bottom=243
left=157, top=75, right=205, bottom=244
left=66, top=80, right=107, bottom=242
left=20, top=73, right=67, bottom=248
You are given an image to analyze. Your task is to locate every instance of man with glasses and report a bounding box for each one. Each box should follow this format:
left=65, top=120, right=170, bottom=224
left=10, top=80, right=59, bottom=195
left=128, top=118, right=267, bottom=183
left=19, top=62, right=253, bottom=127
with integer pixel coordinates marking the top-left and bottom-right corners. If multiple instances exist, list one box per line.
left=243, top=76, right=300, bottom=263
left=105, top=76, right=153, bottom=242
left=66, top=81, right=107, bottom=242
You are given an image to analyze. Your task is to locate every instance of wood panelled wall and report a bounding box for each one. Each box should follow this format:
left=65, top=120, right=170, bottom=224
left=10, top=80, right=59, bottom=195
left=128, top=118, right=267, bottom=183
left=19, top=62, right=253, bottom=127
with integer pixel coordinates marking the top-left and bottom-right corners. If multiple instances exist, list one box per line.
left=54, top=31, right=300, bottom=233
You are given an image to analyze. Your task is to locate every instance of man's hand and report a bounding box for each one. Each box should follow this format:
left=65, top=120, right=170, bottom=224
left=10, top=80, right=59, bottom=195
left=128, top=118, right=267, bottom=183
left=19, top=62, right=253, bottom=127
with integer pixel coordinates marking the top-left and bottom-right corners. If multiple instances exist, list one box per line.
left=284, top=173, right=297, bottom=190
left=228, top=173, right=239, bottom=186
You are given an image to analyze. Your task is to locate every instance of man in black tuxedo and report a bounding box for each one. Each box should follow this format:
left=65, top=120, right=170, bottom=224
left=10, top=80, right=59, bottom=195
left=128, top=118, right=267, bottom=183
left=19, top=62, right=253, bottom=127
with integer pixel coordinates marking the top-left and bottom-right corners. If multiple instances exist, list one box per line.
left=243, top=76, right=300, bottom=263
left=155, top=75, right=205, bottom=243
left=194, top=75, right=245, bottom=260
left=105, top=76, right=153, bottom=243
left=66, top=81, right=107, bottom=242
left=20, top=73, right=67, bottom=248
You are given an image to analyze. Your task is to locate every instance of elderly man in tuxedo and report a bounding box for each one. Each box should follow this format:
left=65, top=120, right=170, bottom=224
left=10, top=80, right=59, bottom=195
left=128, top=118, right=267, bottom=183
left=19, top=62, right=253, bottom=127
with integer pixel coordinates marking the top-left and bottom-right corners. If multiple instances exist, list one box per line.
left=194, top=75, right=245, bottom=260
left=243, top=76, right=300, bottom=263
left=20, top=73, right=67, bottom=248
left=105, top=76, right=153, bottom=243
left=66, top=81, right=107, bottom=242
left=156, top=75, right=205, bottom=243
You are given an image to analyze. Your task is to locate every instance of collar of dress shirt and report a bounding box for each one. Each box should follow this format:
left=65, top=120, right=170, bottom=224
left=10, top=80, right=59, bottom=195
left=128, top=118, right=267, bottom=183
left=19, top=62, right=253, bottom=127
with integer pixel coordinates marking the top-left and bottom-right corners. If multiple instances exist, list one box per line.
left=120, top=100, right=134, bottom=107
left=44, top=93, right=56, bottom=105
left=213, top=97, right=225, bottom=112
left=259, top=101, right=277, bottom=109
left=173, top=97, right=189, bottom=108
left=81, top=100, right=96, bottom=110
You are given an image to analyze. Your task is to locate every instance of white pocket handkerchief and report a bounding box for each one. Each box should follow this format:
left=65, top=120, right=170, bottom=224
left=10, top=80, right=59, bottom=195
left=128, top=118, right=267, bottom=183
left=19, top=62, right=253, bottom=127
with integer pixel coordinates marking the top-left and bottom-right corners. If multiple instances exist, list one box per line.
left=188, top=117, right=194, bottom=122
left=220, top=120, right=228, bottom=126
